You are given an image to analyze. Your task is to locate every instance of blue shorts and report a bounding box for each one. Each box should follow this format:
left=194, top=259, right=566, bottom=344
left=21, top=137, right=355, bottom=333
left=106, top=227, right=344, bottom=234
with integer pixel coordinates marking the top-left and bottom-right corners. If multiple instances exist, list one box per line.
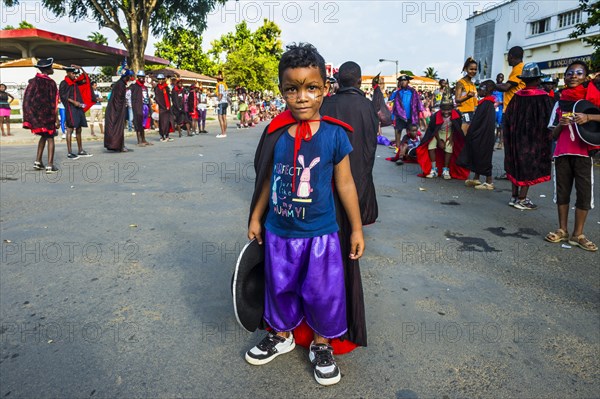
left=217, top=103, right=228, bottom=115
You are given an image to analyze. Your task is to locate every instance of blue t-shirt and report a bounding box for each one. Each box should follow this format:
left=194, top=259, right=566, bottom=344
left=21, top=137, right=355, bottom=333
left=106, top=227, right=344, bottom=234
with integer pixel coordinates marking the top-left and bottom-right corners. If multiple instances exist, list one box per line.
left=492, top=90, right=503, bottom=113
left=265, top=121, right=353, bottom=238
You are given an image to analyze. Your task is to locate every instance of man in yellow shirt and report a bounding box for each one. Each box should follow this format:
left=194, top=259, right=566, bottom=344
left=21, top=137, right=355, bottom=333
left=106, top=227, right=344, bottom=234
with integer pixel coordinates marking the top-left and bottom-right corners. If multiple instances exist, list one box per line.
left=494, top=46, right=525, bottom=179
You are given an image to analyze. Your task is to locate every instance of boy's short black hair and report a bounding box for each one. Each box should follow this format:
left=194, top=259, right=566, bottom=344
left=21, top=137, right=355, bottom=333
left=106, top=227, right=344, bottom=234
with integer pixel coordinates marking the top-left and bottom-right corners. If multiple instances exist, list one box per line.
left=338, top=61, right=362, bottom=88
left=278, top=43, right=326, bottom=84
left=508, top=46, right=524, bottom=60
left=408, top=123, right=418, bottom=130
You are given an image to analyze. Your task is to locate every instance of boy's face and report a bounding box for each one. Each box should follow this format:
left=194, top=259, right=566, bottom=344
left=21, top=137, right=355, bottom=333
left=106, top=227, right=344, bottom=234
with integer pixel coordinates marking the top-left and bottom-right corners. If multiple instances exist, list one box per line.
left=477, top=85, right=487, bottom=97
left=408, top=127, right=418, bottom=138
left=279, top=66, right=325, bottom=121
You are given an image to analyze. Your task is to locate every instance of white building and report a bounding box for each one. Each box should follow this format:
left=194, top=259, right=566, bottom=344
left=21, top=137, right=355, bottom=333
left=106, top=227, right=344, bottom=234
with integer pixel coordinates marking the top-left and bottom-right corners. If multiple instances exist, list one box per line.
left=464, top=0, right=599, bottom=81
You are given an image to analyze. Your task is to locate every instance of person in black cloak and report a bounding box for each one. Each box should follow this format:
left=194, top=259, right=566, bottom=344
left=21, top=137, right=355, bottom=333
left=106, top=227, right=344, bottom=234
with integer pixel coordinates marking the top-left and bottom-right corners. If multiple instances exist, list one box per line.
left=130, top=70, right=153, bottom=146
left=154, top=74, right=174, bottom=142
left=245, top=43, right=365, bottom=387
left=171, top=79, right=192, bottom=137
left=321, top=61, right=379, bottom=225
left=104, top=69, right=135, bottom=152
left=459, top=80, right=498, bottom=190
left=22, top=57, right=59, bottom=173
left=503, top=62, right=553, bottom=210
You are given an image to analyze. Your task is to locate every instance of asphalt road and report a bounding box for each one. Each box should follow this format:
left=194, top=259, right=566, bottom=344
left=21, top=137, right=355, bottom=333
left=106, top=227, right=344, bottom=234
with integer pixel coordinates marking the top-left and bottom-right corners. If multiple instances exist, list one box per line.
left=0, top=124, right=598, bottom=398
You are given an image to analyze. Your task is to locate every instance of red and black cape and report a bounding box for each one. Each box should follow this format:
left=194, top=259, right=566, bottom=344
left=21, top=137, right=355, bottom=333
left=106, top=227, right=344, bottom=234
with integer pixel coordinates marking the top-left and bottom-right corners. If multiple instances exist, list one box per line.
left=416, top=110, right=469, bottom=179
left=104, top=75, right=129, bottom=151
left=249, top=110, right=367, bottom=354
left=22, top=73, right=58, bottom=134
left=503, top=88, right=553, bottom=186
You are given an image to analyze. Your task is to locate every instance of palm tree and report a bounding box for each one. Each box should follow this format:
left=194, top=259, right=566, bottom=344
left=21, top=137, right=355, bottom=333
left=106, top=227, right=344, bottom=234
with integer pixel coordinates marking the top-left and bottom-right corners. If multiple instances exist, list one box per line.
left=88, top=32, right=109, bottom=46
left=423, top=67, right=439, bottom=79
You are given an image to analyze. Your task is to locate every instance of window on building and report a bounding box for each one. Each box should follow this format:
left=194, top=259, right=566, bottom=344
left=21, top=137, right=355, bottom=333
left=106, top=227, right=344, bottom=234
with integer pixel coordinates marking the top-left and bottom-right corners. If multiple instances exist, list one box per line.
left=530, top=18, right=550, bottom=35
left=558, top=10, right=581, bottom=28
left=474, top=21, right=495, bottom=79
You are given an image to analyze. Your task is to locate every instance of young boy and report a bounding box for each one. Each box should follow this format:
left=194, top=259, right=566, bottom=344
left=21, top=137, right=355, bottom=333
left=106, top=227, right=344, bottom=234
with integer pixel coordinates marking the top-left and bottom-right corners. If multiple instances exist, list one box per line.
left=545, top=61, right=599, bottom=251
left=394, top=123, right=422, bottom=165
left=459, top=80, right=498, bottom=190
left=246, top=43, right=365, bottom=386
left=503, top=63, right=553, bottom=210
left=22, top=58, right=59, bottom=173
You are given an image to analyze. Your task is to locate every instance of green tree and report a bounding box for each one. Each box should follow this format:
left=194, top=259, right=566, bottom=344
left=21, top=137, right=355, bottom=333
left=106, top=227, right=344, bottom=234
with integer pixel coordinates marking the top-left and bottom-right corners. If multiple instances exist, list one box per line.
left=3, top=21, right=35, bottom=30
left=209, top=19, right=282, bottom=91
left=154, top=27, right=216, bottom=75
left=88, top=31, right=108, bottom=45
left=569, top=0, right=600, bottom=70
left=423, top=67, right=439, bottom=79
left=3, top=0, right=225, bottom=72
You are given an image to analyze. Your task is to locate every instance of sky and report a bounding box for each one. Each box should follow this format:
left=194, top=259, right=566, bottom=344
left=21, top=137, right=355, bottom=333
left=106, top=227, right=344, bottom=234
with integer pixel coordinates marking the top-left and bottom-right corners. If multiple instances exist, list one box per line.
left=0, top=0, right=504, bottom=79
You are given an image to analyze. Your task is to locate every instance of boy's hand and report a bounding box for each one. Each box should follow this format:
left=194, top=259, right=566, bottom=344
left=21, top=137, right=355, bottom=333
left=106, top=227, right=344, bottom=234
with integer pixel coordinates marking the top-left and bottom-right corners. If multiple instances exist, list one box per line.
left=573, top=113, right=590, bottom=125
left=559, top=114, right=572, bottom=126
left=248, top=219, right=263, bottom=245
left=349, top=231, right=364, bottom=260
left=437, top=139, right=445, bottom=150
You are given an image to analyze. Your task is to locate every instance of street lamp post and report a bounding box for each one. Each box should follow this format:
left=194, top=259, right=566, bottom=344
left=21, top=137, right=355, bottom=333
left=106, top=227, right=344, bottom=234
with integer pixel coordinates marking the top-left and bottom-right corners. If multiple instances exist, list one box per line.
left=379, top=58, right=398, bottom=81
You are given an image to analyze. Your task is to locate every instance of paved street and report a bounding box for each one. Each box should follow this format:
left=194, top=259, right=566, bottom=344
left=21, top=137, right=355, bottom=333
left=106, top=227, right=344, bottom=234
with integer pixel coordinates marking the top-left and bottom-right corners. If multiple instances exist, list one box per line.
left=0, top=122, right=598, bottom=398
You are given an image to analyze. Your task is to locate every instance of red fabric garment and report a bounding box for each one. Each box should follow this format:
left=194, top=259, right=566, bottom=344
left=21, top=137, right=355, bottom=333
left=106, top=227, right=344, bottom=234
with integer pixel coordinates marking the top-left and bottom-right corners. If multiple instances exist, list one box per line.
left=22, top=73, right=58, bottom=134
left=434, top=109, right=460, bottom=125
left=478, top=96, right=497, bottom=105
left=586, top=81, right=600, bottom=107
left=516, top=88, right=548, bottom=97
left=561, top=84, right=587, bottom=101
left=157, top=83, right=171, bottom=109
left=64, top=73, right=94, bottom=112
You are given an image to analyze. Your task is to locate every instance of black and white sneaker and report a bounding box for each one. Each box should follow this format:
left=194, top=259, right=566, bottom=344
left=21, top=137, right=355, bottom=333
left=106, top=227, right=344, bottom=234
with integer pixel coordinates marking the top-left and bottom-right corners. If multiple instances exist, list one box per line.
left=514, top=197, right=538, bottom=210
left=309, top=342, right=341, bottom=386
left=33, top=161, right=45, bottom=170
left=245, top=331, right=295, bottom=365
left=78, top=150, right=93, bottom=157
left=45, top=165, right=59, bottom=174
left=67, top=153, right=79, bottom=160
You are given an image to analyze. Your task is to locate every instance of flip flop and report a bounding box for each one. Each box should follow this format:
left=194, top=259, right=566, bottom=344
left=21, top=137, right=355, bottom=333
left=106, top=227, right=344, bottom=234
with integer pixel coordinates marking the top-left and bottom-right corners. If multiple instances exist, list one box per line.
left=545, top=229, right=569, bottom=243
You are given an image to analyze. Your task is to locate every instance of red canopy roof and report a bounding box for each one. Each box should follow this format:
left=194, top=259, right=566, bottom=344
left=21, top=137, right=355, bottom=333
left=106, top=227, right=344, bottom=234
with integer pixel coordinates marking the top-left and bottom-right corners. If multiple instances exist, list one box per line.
left=0, top=28, right=169, bottom=67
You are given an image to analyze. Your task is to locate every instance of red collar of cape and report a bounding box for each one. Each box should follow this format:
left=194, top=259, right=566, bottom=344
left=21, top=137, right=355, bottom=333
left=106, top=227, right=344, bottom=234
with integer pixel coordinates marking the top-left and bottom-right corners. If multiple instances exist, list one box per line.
left=434, top=109, right=461, bottom=125
left=157, top=83, right=170, bottom=109
left=266, top=109, right=354, bottom=191
left=515, top=88, right=548, bottom=97
left=478, top=95, right=496, bottom=105
left=173, top=86, right=183, bottom=93
left=36, top=73, right=52, bottom=80
left=64, top=73, right=85, bottom=86
left=561, top=84, right=587, bottom=101
left=136, top=79, right=146, bottom=88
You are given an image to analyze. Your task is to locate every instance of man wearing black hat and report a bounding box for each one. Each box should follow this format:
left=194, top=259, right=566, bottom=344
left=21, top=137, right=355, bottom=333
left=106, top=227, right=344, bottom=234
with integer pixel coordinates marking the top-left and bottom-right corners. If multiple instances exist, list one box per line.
left=503, top=62, right=553, bottom=210
left=389, top=74, right=424, bottom=162
left=22, top=58, right=59, bottom=173
left=59, top=64, right=93, bottom=159
left=321, top=61, right=379, bottom=225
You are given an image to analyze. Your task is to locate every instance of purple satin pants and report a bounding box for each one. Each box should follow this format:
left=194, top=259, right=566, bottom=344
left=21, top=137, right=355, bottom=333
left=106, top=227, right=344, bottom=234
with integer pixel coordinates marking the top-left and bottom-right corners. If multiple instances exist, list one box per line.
left=263, top=229, right=348, bottom=339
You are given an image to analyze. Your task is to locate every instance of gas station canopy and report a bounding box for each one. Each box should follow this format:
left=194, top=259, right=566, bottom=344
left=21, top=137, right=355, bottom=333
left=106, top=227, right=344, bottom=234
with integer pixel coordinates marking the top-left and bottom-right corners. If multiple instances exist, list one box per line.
left=0, top=28, right=169, bottom=67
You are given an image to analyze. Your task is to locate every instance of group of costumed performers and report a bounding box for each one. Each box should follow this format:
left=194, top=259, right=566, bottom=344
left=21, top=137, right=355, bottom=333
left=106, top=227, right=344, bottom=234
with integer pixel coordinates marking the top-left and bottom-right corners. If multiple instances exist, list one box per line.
left=503, top=63, right=554, bottom=210
left=244, top=43, right=367, bottom=387
left=104, top=68, right=135, bottom=152
left=59, top=65, right=94, bottom=159
left=130, top=71, right=153, bottom=147
left=22, top=58, right=59, bottom=173
left=458, top=79, right=499, bottom=190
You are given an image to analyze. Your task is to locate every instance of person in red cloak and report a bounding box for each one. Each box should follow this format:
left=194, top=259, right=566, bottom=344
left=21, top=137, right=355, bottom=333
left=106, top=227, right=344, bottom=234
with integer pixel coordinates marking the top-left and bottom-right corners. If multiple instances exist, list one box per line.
left=22, top=58, right=59, bottom=173
left=415, top=94, right=469, bottom=180
left=245, top=43, right=365, bottom=387
left=59, top=65, right=93, bottom=159
left=171, top=79, right=192, bottom=137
